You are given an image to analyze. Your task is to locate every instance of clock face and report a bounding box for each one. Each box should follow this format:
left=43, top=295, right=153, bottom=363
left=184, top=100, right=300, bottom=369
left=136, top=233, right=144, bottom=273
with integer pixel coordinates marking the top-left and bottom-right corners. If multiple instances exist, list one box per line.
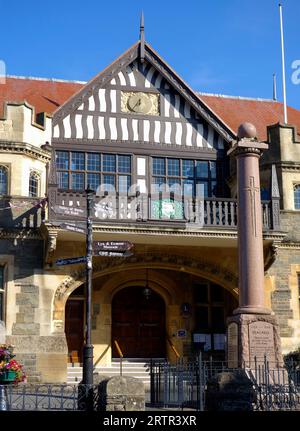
left=127, top=92, right=152, bottom=114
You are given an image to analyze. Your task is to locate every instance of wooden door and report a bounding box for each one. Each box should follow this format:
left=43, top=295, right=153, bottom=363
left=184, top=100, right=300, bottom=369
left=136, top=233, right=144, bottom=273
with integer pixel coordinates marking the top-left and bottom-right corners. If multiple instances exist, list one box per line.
left=65, top=299, right=84, bottom=361
left=112, top=287, right=165, bottom=358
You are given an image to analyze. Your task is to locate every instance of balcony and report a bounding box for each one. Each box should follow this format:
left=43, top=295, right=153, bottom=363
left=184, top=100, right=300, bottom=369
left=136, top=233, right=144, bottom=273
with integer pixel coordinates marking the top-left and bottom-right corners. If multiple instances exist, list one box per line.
left=47, top=190, right=280, bottom=231
left=0, top=196, right=46, bottom=229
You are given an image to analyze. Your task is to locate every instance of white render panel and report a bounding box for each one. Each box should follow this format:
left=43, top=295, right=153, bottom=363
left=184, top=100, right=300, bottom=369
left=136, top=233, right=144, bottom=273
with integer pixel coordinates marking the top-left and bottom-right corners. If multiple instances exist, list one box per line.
left=99, top=89, right=106, bottom=112
left=143, top=120, right=150, bottom=142
left=87, top=116, right=93, bottom=139
left=196, top=125, right=203, bottom=147
left=75, top=115, right=83, bottom=139
left=165, top=122, right=172, bottom=144
left=110, top=89, right=117, bottom=113
left=98, top=117, right=105, bottom=139
left=154, top=121, right=161, bottom=143
left=88, top=95, right=95, bottom=111
left=132, top=119, right=139, bottom=141
left=175, top=123, right=182, bottom=145
left=109, top=117, right=117, bottom=140
left=63, top=116, right=71, bottom=139
left=137, top=157, right=146, bottom=176
left=121, top=118, right=128, bottom=140
left=53, top=125, right=59, bottom=138
left=186, top=123, right=193, bottom=146
left=118, top=71, right=126, bottom=86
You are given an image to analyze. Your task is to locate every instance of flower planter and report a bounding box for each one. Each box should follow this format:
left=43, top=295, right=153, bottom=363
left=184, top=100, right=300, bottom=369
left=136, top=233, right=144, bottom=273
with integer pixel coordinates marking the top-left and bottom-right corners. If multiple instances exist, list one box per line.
left=0, top=370, right=16, bottom=383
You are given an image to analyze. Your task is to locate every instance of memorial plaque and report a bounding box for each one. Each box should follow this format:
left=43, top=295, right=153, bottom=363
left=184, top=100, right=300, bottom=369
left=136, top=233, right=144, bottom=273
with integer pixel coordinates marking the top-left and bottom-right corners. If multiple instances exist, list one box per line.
left=227, top=323, right=238, bottom=368
left=249, top=321, right=276, bottom=366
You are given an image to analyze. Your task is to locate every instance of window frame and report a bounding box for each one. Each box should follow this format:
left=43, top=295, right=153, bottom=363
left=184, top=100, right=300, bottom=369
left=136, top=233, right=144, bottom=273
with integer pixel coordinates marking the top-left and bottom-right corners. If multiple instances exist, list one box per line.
left=294, top=184, right=300, bottom=210
left=55, top=151, right=132, bottom=193
left=29, top=171, right=40, bottom=198
left=0, top=165, right=9, bottom=196
left=151, top=157, right=224, bottom=197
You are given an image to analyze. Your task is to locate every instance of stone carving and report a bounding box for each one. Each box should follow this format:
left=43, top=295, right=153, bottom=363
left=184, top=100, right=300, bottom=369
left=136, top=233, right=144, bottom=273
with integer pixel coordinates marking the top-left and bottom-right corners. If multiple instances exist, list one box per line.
left=249, top=321, right=276, bottom=365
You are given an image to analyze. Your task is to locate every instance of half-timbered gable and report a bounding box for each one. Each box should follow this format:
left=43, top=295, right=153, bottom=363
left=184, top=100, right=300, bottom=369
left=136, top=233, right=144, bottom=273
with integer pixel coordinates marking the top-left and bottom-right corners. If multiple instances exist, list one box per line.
left=52, top=42, right=234, bottom=150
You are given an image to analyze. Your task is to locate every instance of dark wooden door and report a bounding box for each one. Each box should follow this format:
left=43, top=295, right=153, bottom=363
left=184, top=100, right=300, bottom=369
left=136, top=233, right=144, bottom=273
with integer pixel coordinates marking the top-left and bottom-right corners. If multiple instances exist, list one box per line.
left=65, top=299, right=84, bottom=361
left=112, top=287, right=165, bottom=358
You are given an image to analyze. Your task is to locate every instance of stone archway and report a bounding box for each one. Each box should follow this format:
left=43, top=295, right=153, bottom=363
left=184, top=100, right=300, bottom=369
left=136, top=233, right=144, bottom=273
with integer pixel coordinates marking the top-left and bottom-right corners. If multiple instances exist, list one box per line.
left=52, top=252, right=238, bottom=334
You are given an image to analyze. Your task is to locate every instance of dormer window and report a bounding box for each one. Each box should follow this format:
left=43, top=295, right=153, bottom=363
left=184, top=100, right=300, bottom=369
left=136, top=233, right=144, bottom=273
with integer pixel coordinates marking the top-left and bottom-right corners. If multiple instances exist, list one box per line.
left=29, top=172, right=40, bottom=197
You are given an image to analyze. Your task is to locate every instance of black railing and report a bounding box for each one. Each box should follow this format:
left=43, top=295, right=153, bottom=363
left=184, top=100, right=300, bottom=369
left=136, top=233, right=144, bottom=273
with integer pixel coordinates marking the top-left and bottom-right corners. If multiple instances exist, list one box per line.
left=150, top=356, right=300, bottom=411
left=0, top=384, right=102, bottom=411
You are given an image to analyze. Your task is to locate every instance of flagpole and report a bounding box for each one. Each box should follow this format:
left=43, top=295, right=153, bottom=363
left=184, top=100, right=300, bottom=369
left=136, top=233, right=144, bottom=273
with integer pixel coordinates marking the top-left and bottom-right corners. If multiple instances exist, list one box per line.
left=279, top=3, right=288, bottom=124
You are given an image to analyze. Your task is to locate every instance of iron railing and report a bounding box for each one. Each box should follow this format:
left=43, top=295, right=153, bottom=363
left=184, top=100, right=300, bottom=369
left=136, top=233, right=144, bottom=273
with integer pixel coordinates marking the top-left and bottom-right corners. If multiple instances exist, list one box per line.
left=150, top=356, right=300, bottom=411
left=0, top=384, right=102, bottom=411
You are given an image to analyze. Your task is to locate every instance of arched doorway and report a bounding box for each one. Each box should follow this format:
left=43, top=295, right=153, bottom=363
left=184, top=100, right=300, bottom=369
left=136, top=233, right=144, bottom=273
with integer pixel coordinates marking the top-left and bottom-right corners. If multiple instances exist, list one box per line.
left=112, top=286, right=166, bottom=358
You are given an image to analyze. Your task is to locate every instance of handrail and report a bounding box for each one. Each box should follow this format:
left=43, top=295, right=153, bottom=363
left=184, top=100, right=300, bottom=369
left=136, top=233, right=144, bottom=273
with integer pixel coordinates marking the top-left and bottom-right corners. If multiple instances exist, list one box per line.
left=114, top=340, right=123, bottom=376
left=167, top=337, right=180, bottom=360
left=114, top=340, right=123, bottom=358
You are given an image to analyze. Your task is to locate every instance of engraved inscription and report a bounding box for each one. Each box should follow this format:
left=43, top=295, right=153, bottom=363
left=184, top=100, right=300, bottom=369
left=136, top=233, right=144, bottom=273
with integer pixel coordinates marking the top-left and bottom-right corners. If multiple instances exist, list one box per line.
left=227, top=322, right=238, bottom=368
left=249, top=321, right=276, bottom=366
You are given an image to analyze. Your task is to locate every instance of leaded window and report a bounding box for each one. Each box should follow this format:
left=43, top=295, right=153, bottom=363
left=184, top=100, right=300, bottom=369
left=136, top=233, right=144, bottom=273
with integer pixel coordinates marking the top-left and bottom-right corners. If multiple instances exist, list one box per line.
left=29, top=172, right=40, bottom=197
left=151, top=157, right=224, bottom=197
left=0, top=166, right=8, bottom=195
left=294, top=185, right=300, bottom=210
left=56, top=151, right=132, bottom=193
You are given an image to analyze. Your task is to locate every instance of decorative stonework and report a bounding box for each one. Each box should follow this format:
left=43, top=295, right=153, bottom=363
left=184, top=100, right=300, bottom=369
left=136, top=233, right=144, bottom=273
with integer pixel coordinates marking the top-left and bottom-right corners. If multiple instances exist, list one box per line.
left=0, top=141, right=51, bottom=162
left=53, top=252, right=238, bottom=302
left=227, top=314, right=283, bottom=368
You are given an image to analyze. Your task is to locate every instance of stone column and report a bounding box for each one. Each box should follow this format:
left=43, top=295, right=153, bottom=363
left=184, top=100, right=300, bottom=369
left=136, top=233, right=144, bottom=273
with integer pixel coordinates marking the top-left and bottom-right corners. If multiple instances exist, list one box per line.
left=227, top=123, right=283, bottom=368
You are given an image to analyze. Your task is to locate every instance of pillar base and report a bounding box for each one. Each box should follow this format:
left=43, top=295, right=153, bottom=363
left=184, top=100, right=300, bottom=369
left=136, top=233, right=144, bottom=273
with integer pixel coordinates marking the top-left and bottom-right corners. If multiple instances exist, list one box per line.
left=226, top=313, right=284, bottom=368
left=233, top=306, right=272, bottom=315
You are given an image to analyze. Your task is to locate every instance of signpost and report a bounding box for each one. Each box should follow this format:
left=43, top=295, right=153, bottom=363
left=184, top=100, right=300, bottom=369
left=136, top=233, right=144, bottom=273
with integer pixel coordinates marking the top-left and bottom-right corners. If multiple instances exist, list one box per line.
left=94, top=250, right=133, bottom=257
left=56, top=256, right=86, bottom=266
left=51, top=205, right=85, bottom=217
left=60, top=223, right=86, bottom=235
left=92, top=241, right=133, bottom=251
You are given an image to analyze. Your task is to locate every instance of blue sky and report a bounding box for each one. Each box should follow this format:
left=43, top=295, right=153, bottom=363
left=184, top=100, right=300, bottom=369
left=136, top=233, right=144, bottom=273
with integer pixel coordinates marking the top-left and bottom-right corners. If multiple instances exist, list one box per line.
left=1, top=0, right=300, bottom=110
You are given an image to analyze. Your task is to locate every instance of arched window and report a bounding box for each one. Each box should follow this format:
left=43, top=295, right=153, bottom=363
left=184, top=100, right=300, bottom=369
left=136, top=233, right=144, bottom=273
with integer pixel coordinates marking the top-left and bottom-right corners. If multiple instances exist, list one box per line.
left=294, top=184, right=300, bottom=210
left=29, top=172, right=40, bottom=197
left=0, top=166, right=8, bottom=195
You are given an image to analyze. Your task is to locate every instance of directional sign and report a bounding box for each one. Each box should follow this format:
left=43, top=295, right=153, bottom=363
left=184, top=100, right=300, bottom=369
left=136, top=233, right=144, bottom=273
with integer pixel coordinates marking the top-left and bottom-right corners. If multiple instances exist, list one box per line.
left=56, top=256, right=86, bottom=266
left=60, top=223, right=86, bottom=235
left=94, top=251, right=133, bottom=258
left=93, top=241, right=133, bottom=251
left=52, top=205, right=85, bottom=217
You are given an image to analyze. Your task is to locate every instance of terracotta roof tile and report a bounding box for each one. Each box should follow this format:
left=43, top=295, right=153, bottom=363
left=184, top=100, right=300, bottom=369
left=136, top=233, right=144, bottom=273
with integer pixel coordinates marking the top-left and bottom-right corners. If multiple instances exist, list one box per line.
left=199, top=94, right=300, bottom=141
left=0, top=76, right=84, bottom=119
left=1, top=76, right=300, bottom=142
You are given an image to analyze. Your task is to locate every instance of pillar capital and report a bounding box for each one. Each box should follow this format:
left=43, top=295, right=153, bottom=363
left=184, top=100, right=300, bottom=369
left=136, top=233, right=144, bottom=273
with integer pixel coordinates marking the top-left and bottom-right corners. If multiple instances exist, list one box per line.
left=227, top=139, right=269, bottom=158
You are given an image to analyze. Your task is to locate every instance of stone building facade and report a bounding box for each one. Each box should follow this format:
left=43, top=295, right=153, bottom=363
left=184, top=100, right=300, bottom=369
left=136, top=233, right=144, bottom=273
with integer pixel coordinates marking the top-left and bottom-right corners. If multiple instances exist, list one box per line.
left=0, top=37, right=300, bottom=383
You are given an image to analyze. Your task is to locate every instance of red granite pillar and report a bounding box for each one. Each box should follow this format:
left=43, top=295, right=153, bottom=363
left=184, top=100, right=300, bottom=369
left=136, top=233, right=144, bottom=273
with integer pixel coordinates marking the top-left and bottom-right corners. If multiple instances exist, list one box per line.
left=228, top=131, right=270, bottom=314
left=227, top=123, right=283, bottom=368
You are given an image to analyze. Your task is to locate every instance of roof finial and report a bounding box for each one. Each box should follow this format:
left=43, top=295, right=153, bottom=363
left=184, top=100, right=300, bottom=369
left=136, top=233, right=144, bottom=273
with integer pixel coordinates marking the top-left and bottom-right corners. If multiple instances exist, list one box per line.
left=139, top=12, right=145, bottom=63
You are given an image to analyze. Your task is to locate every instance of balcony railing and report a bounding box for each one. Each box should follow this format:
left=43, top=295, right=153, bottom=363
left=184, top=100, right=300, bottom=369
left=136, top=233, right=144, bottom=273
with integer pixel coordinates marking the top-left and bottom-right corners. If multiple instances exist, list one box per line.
left=0, top=196, right=46, bottom=229
left=47, top=190, right=280, bottom=231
